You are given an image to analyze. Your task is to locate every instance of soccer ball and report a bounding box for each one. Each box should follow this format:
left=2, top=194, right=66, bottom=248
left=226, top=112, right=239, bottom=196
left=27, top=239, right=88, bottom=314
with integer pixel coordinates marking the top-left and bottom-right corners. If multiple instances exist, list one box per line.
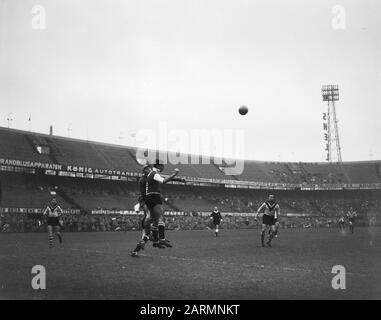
left=238, top=105, right=248, bottom=115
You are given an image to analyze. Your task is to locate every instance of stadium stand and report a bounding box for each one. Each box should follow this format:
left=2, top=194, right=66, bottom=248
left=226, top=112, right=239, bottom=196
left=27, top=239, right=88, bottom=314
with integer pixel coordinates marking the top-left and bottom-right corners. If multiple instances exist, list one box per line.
left=0, top=126, right=380, bottom=232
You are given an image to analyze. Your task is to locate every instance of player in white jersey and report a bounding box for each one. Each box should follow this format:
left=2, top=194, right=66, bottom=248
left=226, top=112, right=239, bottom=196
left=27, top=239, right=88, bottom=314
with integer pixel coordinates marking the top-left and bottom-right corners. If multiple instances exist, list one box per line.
left=43, top=198, right=63, bottom=247
left=347, top=208, right=357, bottom=234
left=255, top=195, right=280, bottom=247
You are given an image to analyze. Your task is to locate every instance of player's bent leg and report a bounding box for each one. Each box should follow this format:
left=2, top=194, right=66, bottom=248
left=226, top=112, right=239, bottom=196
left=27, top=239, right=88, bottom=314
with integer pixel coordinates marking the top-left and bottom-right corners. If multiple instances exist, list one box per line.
left=55, top=226, right=63, bottom=244
left=141, top=215, right=147, bottom=238
left=150, top=206, right=165, bottom=249
left=142, top=205, right=152, bottom=240
left=274, top=222, right=279, bottom=237
left=261, top=224, right=267, bottom=247
left=47, top=225, right=53, bottom=247
left=267, top=225, right=276, bottom=247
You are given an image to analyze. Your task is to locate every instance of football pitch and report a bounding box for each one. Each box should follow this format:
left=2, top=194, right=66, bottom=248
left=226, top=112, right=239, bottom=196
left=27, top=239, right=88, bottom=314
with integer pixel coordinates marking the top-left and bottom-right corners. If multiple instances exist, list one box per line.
left=1, top=227, right=380, bottom=300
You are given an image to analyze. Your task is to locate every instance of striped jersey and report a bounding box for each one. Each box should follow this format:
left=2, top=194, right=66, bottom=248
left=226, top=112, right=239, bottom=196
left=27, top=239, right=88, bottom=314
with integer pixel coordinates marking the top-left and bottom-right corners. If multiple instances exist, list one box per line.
left=43, top=205, right=62, bottom=218
left=257, top=201, right=280, bottom=218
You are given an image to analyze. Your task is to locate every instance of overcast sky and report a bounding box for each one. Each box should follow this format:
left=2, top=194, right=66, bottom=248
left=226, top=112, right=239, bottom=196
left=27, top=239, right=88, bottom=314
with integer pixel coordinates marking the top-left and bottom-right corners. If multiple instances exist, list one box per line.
left=0, top=0, right=380, bottom=162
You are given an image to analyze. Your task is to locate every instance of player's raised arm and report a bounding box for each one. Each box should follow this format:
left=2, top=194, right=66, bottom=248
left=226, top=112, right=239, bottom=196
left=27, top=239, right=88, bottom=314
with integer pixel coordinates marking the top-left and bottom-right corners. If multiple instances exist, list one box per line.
left=171, top=176, right=186, bottom=183
left=154, top=168, right=179, bottom=184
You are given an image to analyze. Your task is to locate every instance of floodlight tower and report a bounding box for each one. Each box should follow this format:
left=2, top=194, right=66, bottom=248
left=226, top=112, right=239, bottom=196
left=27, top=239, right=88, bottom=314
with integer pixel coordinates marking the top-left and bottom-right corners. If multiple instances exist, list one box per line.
left=322, top=85, right=342, bottom=163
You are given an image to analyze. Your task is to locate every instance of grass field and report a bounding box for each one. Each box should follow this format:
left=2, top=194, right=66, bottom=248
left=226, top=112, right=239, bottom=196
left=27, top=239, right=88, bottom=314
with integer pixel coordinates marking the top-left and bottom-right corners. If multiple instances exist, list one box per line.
left=1, top=227, right=380, bottom=300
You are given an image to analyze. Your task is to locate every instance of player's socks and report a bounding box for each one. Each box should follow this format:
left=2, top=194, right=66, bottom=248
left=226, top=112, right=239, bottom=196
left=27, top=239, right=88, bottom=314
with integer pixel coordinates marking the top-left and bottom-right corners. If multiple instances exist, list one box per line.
left=267, top=231, right=275, bottom=246
left=153, top=241, right=165, bottom=248
left=151, top=226, right=159, bottom=242
left=139, top=236, right=149, bottom=250
left=158, top=223, right=165, bottom=240
left=57, top=233, right=63, bottom=244
left=49, top=232, right=53, bottom=247
left=158, top=223, right=173, bottom=247
left=151, top=225, right=165, bottom=248
left=132, top=243, right=141, bottom=253
left=261, top=231, right=265, bottom=247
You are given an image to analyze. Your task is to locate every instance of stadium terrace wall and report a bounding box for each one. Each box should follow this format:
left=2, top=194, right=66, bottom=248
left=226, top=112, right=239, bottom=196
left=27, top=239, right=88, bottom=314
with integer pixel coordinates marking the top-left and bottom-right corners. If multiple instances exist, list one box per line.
left=0, top=157, right=141, bottom=179
left=1, top=157, right=381, bottom=191
left=0, top=207, right=80, bottom=215
left=90, top=209, right=186, bottom=216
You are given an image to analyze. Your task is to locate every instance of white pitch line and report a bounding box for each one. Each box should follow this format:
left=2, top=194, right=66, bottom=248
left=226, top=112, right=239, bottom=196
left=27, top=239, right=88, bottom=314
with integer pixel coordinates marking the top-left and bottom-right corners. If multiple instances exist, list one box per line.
left=68, top=248, right=105, bottom=254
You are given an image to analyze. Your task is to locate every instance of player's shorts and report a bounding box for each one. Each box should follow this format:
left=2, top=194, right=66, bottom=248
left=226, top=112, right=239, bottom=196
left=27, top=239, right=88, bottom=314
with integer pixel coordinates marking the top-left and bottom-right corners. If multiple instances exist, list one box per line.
left=213, top=220, right=220, bottom=226
left=47, top=217, right=60, bottom=227
left=262, top=214, right=276, bottom=226
left=348, top=218, right=355, bottom=223
left=145, top=194, right=162, bottom=210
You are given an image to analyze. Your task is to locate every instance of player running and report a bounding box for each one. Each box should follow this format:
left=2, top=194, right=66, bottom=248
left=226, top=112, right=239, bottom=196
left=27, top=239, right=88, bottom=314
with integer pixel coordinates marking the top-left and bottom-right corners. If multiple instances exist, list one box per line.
left=43, top=198, right=63, bottom=247
left=210, top=207, right=223, bottom=237
left=255, top=195, right=280, bottom=247
left=131, top=164, right=153, bottom=257
left=145, top=159, right=185, bottom=249
left=347, top=208, right=357, bottom=234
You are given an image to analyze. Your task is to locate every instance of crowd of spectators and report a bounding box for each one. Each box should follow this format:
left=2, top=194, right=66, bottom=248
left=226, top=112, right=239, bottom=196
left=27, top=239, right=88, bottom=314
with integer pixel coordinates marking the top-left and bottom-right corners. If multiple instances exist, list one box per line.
left=1, top=209, right=378, bottom=233
left=1, top=172, right=380, bottom=233
left=267, top=163, right=346, bottom=185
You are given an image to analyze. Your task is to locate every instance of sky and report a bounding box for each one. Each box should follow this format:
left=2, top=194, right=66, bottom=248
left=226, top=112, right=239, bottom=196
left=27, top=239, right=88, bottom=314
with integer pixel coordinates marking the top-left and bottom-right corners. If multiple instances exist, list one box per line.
left=0, top=0, right=380, bottom=162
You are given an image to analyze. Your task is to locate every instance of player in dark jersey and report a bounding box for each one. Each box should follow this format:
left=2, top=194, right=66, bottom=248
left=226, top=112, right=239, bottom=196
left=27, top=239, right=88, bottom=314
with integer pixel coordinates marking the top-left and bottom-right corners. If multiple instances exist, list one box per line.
left=210, top=207, right=223, bottom=237
left=43, top=198, right=63, bottom=247
left=131, top=165, right=152, bottom=257
left=145, top=159, right=185, bottom=249
left=255, top=195, right=280, bottom=247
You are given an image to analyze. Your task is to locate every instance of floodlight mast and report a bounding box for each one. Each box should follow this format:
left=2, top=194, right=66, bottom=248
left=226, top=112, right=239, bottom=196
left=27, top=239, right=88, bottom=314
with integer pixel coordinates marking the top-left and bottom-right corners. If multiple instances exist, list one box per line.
left=322, top=85, right=342, bottom=163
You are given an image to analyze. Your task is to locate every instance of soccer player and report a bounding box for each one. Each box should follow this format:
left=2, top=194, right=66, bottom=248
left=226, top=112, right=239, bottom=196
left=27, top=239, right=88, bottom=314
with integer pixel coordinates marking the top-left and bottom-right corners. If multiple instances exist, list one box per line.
left=43, top=198, right=63, bottom=247
left=255, top=195, right=280, bottom=247
left=145, top=159, right=185, bottom=249
left=347, top=208, right=357, bottom=234
left=210, top=207, right=223, bottom=237
left=131, top=164, right=153, bottom=257
left=338, top=215, right=345, bottom=231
